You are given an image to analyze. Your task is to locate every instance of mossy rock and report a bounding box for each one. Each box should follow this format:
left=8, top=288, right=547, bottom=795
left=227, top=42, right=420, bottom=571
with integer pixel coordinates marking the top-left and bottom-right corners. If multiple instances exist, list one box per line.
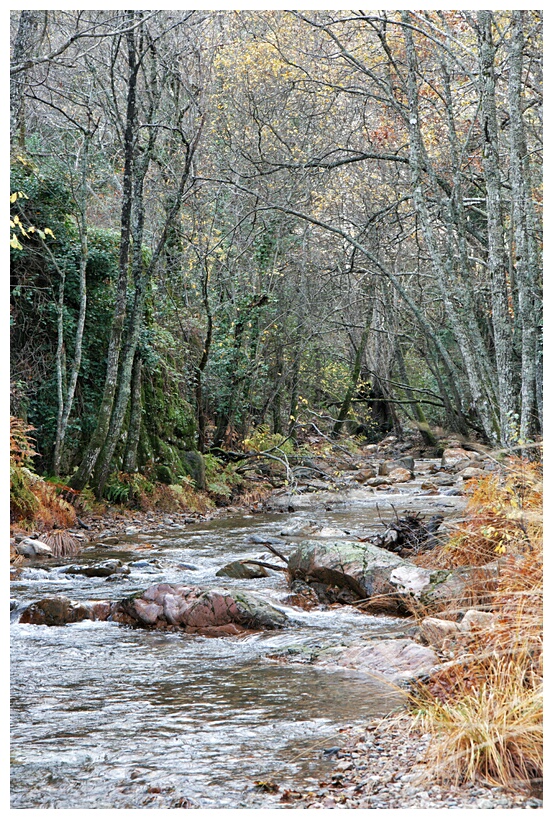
left=179, top=450, right=206, bottom=490
left=156, top=464, right=175, bottom=485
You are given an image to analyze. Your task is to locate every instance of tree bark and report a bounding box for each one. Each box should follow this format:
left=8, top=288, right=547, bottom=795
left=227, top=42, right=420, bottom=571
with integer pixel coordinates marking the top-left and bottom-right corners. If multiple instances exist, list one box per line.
left=477, top=10, right=518, bottom=444
left=10, top=11, right=41, bottom=146
left=332, top=323, right=370, bottom=438
left=508, top=11, right=540, bottom=441
left=71, top=15, right=138, bottom=490
left=53, top=130, right=89, bottom=475
left=122, top=350, right=142, bottom=473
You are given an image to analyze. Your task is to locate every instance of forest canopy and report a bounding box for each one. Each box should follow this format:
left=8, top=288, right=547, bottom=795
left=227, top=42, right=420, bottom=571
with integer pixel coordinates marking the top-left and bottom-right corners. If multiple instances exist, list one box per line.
left=10, top=10, right=543, bottom=497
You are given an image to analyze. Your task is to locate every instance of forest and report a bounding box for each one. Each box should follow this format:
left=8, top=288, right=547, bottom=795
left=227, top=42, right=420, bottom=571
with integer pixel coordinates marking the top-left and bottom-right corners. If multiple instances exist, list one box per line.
left=10, top=9, right=542, bottom=811
left=11, top=9, right=542, bottom=490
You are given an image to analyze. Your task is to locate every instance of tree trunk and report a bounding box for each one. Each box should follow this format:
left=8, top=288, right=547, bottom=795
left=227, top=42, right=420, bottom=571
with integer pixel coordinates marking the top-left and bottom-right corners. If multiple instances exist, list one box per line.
left=477, top=10, right=518, bottom=444
left=332, top=323, right=370, bottom=438
left=122, top=350, right=142, bottom=473
left=401, top=14, right=500, bottom=443
left=53, top=131, right=89, bottom=475
left=395, top=343, right=437, bottom=447
left=508, top=11, right=540, bottom=441
left=71, top=16, right=138, bottom=490
left=10, top=11, right=41, bottom=146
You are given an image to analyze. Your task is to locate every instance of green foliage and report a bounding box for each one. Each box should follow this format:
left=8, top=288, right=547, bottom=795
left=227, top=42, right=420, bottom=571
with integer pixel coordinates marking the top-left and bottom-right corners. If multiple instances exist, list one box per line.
left=10, top=465, right=40, bottom=522
left=203, top=453, right=244, bottom=500
left=243, top=423, right=294, bottom=454
left=104, top=472, right=154, bottom=506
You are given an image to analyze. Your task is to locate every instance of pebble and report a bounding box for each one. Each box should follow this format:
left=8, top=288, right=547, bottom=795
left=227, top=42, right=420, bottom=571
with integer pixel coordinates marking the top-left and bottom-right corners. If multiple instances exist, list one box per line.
left=297, top=714, right=540, bottom=810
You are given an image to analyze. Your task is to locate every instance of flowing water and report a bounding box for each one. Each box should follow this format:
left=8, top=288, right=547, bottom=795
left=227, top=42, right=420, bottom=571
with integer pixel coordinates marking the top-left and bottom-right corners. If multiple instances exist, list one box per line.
left=11, top=471, right=465, bottom=808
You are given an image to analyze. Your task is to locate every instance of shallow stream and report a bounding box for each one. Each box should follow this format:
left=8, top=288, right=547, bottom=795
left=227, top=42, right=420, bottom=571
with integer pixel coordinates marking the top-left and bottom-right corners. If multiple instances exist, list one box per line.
left=11, top=468, right=465, bottom=808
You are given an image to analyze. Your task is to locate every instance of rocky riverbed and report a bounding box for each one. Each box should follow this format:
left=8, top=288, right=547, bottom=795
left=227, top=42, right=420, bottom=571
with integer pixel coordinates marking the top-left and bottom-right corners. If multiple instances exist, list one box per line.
left=279, top=714, right=543, bottom=809
left=10, top=441, right=541, bottom=809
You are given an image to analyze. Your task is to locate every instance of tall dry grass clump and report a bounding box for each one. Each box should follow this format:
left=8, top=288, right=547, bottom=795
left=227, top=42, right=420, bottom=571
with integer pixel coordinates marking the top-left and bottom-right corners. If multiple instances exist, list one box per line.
left=411, top=455, right=542, bottom=792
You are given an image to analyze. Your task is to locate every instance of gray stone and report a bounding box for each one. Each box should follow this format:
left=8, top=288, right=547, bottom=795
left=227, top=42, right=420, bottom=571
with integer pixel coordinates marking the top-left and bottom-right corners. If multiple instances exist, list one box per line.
left=16, top=538, right=53, bottom=557
left=459, top=608, right=496, bottom=632
left=458, top=466, right=487, bottom=480
left=420, top=616, right=460, bottom=648
left=216, top=560, right=269, bottom=579
left=60, top=559, right=130, bottom=578
left=379, top=457, right=415, bottom=476
left=441, top=448, right=471, bottom=468
left=330, top=638, right=439, bottom=684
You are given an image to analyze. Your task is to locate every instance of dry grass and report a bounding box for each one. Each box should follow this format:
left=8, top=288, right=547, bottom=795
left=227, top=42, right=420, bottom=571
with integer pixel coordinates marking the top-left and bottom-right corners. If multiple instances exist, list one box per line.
left=40, top=529, right=82, bottom=557
left=410, top=456, right=542, bottom=790
left=413, top=653, right=542, bottom=789
left=422, top=458, right=541, bottom=569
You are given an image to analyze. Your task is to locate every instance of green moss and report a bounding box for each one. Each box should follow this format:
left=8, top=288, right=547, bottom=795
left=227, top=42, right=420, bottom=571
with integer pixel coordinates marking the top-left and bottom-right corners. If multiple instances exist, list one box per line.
left=10, top=465, right=39, bottom=521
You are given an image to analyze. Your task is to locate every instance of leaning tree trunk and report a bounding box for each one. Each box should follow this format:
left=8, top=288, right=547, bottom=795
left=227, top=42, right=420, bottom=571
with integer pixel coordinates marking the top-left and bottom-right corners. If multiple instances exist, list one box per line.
left=53, top=130, right=89, bottom=475
left=71, top=18, right=138, bottom=490
left=332, top=322, right=370, bottom=438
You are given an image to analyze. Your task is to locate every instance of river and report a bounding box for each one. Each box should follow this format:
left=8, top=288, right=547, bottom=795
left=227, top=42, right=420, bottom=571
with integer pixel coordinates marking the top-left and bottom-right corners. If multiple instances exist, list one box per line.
left=11, top=467, right=465, bottom=808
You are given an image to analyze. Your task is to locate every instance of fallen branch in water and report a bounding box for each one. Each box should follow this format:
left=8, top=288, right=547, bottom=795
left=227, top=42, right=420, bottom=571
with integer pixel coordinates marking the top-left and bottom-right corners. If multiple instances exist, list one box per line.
left=241, top=559, right=288, bottom=573
left=263, top=542, right=290, bottom=564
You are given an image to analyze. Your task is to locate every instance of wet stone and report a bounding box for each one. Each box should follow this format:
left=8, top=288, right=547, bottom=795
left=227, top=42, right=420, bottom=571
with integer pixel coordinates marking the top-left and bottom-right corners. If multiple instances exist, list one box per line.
left=216, top=560, right=269, bottom=579
left=60, top=559, right=130, bottom=578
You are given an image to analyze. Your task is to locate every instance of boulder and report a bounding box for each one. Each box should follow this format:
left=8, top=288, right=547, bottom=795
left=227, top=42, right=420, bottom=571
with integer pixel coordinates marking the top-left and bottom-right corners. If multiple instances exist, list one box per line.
left=441, top=448, right=471, bottom=469
left=330, top=638, right=438, bottom=684
left=366, top=477, right=391, bottom=488
left=354, top=467, right=377, bottom=482
left=432, top=474, right=456, bottom=486
left=388, top=467, right=412, bottom=483
left=19, top=596, right=94, bottom=626
left=16, top=538, right=53, bottom=558
left=379, top=457, right=415, bottom=476
left=420, top=616, right=460, bottom=649
left=287, top=540, right=504, bottom=614
left=113, top=583, right=288, bottom=633
left=60, top=559, right=130, bottom=578
left=280, top=520, right=319, bottom=537
left=287, top=539, right=410, bottom=609
left=458, top=466, right=487, bottom=481
left=18, top=585, right=288, bottom=634
left=459, top=608, right=496, bottom=632
left=216, top=560, right=269, bottom=579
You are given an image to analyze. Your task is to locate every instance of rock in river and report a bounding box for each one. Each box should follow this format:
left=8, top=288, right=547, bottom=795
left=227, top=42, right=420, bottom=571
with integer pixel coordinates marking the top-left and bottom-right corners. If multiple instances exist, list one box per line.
left=329, top=638, right=439, bottom=685
left=287, top=540, right=503, bottom=614
left=15, top=538, right=53, bottom=558
left=113, top=584, right=288, bottom=633
left=18, top=584, right=288, bottom=636
left=216, top=560, right=269, bottom=579
left=59, top=559, right=130, bottom=578
left=19, top=596, right=95, bottom=626
left=287, top=539, right=410, bottom=609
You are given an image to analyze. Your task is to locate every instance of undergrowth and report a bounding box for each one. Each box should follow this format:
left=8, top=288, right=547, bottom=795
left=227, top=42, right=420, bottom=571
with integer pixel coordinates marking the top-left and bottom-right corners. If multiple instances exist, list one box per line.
left=410, top=456, right=542, bottom=791
left=10, top=417, right=77, bottom=530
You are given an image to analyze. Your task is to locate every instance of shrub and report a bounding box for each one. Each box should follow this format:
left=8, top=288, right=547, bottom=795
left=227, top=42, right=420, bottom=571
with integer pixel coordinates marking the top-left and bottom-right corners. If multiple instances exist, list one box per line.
left=410, top=456, right=542, bottom=790
left=104, top=472, right=154, bottom=506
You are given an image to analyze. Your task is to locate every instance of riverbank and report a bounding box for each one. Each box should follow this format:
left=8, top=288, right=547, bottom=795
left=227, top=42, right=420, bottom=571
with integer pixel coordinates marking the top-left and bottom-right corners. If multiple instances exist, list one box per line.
left=284, top=713, right=542, bottom=809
